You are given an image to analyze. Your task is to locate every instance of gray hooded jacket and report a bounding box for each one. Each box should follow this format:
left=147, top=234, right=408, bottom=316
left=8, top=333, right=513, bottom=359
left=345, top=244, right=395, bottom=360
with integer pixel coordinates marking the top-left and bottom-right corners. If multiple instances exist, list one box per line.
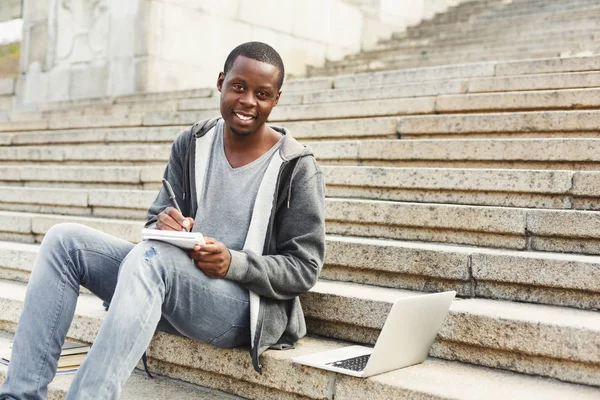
left=146, top=118, right=325, bottom=373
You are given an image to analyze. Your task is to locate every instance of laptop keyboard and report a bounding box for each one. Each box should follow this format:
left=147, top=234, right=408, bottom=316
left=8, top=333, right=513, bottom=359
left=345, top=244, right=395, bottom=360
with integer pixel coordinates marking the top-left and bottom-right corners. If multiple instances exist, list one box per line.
left=326, top=354, right=371, bottom=372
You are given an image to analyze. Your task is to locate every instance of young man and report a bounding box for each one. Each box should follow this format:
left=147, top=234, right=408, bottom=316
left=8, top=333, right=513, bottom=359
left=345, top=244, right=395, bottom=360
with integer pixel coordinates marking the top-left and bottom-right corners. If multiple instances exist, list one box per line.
left=0, top=41, right=325, bottom=400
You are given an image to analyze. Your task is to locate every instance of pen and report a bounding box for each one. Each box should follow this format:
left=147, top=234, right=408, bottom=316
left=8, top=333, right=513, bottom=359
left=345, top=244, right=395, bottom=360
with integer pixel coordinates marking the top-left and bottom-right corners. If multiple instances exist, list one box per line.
left=162, top=179, right=189, bottom=232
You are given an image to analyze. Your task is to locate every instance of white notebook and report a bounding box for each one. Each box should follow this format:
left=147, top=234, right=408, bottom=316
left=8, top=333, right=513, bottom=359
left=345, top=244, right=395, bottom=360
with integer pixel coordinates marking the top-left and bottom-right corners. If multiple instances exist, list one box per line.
left=141, top=228, right=206, bottom=250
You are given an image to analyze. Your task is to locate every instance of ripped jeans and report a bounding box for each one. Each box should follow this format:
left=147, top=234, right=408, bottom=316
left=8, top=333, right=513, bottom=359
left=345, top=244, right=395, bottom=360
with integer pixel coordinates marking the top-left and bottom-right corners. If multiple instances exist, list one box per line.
left=0, top=223, right=250, bottom=400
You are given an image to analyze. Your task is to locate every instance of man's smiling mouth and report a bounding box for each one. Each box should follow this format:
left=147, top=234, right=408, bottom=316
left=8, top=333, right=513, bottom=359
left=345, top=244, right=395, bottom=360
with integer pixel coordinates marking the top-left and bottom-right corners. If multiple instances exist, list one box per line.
left=235, top=112, right=255, bottom=121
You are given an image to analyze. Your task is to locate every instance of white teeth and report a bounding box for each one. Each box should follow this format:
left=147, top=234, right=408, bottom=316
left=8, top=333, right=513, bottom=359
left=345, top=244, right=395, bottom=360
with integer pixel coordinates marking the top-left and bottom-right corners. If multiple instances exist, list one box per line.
left=235, top=113, right=253, bottom=121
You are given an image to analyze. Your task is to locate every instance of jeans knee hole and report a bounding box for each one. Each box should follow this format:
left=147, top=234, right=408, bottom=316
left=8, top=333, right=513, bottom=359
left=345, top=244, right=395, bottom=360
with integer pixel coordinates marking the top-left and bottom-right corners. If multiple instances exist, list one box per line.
left=144, top=246, right=158, bottom=264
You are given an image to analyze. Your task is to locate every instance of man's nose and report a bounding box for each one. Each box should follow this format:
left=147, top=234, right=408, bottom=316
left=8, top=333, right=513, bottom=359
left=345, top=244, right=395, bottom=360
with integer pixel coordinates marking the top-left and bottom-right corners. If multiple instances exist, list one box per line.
left=239, top=91, right=257, bottom=106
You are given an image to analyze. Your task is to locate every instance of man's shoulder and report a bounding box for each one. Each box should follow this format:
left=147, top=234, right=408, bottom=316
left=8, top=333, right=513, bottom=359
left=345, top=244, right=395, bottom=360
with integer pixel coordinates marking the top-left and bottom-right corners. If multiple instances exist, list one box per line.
left=276, top=128, right=315, bottom=162
left=171, top=118, right=221, bottom=148
left=293, top=153, right=321, bottom=176
left=191, top=118, right=221, bottom=138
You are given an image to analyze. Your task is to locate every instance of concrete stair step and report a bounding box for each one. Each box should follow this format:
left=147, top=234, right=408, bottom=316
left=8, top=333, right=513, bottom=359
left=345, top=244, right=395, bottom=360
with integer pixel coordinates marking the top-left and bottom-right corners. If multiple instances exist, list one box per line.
left=330, top=55, right=600, bottom=88
left=382, top=11, right=600, bottom=41
left=378, top=33, right=600, bottom=59
left=325, top=198, right=600, bottom=254
left=0, top=334, right=243, bottom=400
left=323, top=236, right=600, bottom=311
left=0, top=165, right=163, bottom=190
left=3, top=165, right=598, bottom=210
left=0, top=279, right=599, bottom=393
left=313, top=48, right=600, bottom=76
left=41, top=95, right=438, bottom=124
left=4, top=106, right=600, bottom=148
left=339, top=45, right=600, bottom=74
left=2, top=97, right=434, bottom=131
left=323, top=166, right=592, bottom=210
left=256, top=96, right=438, bottom=121
left=304, top=79, right=464, bottom=104
left=396, top=110, right=600, bottom=139
left=0, top=117, right=398, bottom=144
left=2, top=233, right=598, bottom=311
left=312, top=43, right=600, bottom=75
left=39, top=89, right=300, bottom=118
left=338, top=38, right=600, bottom=68
left=402, top=2, right=600, bottom=38
left=495, top=54, right=600, bottom=76
left=3, top=192, right=600, bottom=253
left=0, top=126, right=184, bottom=146
left=472, top=0, right=600, bottom=19
left=321, top=61, right=496, bottom=87
left=0, top=143, right=171, bottom=165
left=465, top=71, right=600, bottom=94
left=352, top=27, right=600, bottom=61
left=281, top=85, right=600, bottom=126
left=3, top=135, right=600, bottom=169
left=374, top=22, right=600, bottom=53
left=435, top=88, right=600, bottom=113
left=4, top=107, right=600, bottom=148
left=303, top=280, right=600, bottom=386
left=32, top=78, right=333, bottom=114
left=313, top=137, right=600, bottom=170
left=3, top=137, right=600, bottom=170
left=6, top=87, right=600, bottom=140
left=302, top=71, right=600, bottom=105
left=0, top=186, right=156, bottom=219
left=0, top=211, right=145, bottom=244
left=310, top=56, right=564, bottom=78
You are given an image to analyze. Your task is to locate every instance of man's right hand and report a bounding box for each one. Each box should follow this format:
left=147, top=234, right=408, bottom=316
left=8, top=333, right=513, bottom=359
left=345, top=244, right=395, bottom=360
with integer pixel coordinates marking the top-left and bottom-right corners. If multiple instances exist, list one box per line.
left=156, top=207, right=194, bottom=231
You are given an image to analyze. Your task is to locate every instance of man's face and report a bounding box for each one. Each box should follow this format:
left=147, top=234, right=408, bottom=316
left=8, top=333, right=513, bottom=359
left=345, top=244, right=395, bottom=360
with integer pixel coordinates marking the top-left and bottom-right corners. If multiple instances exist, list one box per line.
left=217, top=55, right=281, bottom=137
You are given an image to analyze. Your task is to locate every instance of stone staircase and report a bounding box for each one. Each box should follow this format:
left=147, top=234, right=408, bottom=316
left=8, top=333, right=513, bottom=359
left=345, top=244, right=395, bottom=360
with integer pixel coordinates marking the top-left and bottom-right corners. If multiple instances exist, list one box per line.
left=1, top=53, right=600, bottom=398
left=307, top=0, right=600, bottom=76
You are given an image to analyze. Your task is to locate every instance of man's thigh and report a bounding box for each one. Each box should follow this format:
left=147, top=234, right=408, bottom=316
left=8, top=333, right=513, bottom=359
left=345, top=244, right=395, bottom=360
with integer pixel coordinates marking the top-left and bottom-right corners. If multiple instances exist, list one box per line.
left=145, top=241, right=250, bottom=348
left=43, top=223, right=134, bottom=303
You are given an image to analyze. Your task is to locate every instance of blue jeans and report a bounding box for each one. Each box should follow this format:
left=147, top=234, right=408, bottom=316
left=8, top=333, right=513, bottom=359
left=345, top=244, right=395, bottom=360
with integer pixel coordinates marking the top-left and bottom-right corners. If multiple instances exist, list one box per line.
left=0, top=223, right=250, bottom=400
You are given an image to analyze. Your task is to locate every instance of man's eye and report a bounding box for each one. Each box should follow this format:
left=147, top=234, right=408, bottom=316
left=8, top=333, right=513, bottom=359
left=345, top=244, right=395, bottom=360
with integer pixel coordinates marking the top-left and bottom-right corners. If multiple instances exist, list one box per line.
left=257, top=91, right=270, bottom=99
left=232, top=84, right=244, bottom=91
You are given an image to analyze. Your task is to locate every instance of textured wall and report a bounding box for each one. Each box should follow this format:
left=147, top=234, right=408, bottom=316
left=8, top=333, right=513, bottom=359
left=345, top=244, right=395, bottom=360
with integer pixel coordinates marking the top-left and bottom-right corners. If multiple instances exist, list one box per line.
left=143, top=0, right=364, bottom=91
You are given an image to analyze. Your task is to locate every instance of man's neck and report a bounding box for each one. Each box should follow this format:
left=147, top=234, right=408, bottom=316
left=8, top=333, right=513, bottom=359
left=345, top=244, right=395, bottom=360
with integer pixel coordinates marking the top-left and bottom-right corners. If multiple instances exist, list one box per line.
left=223, top=123, right=282, bottom=168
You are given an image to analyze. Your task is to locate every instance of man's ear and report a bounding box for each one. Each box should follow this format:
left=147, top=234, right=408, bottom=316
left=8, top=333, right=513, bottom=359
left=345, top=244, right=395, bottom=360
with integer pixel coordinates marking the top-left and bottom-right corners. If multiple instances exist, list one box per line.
left=216, top=72, right=225, bottom=92
left=274, top=91, right=281, bottom=106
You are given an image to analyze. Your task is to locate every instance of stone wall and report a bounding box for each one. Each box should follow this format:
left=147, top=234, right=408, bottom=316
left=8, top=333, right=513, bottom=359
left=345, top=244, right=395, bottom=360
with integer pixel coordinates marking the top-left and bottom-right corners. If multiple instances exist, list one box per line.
left=142, top=0, right=364, bottom=92
left=0, top=0, right=22, bottom=23
left=19, top=0, right=148, bottom=104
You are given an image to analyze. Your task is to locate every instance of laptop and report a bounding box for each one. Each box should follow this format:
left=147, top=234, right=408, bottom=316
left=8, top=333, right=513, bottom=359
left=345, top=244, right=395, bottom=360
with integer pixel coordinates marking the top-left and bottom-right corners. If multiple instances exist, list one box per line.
left=292, top=290, right=456, bottom=378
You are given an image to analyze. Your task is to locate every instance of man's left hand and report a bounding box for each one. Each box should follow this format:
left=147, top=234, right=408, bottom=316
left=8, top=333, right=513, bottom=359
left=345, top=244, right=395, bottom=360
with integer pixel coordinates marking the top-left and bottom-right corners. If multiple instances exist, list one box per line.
left=189, top=237, right=231, bottom=278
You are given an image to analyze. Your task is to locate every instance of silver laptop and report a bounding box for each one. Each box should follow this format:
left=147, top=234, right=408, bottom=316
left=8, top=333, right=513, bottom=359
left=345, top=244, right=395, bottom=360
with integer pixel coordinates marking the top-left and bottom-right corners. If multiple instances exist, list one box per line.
left=292, top=290, right=456, bottom=378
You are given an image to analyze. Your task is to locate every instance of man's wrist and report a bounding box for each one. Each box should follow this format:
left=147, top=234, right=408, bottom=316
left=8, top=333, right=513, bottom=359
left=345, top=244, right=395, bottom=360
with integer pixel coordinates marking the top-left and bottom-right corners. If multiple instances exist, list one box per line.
left=223, top=248, right=232, bottom=276
left=224, top=249, right=248, bottom=281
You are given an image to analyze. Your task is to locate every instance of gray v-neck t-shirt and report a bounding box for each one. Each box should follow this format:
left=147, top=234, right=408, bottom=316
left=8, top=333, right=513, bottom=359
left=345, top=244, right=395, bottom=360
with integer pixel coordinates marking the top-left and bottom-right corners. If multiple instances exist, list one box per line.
left=192, top=120, right=283, bottom=251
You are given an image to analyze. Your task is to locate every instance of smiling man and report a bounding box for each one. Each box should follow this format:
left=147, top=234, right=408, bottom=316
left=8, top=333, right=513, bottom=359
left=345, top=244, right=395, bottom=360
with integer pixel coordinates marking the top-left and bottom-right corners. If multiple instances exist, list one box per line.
left=0, top=42, right=325, bottom=400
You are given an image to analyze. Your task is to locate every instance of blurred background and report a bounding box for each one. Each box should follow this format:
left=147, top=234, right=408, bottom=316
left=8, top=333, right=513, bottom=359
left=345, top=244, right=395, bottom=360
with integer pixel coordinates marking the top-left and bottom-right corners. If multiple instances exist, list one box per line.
left=1, top=0, right=598, bottom=106
left=0, top=0, right=523, bottom=104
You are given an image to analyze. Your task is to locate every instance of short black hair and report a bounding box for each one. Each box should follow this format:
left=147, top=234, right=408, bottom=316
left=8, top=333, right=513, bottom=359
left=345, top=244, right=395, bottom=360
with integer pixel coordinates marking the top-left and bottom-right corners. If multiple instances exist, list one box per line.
left=223, top=41, right=285, bottom=90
